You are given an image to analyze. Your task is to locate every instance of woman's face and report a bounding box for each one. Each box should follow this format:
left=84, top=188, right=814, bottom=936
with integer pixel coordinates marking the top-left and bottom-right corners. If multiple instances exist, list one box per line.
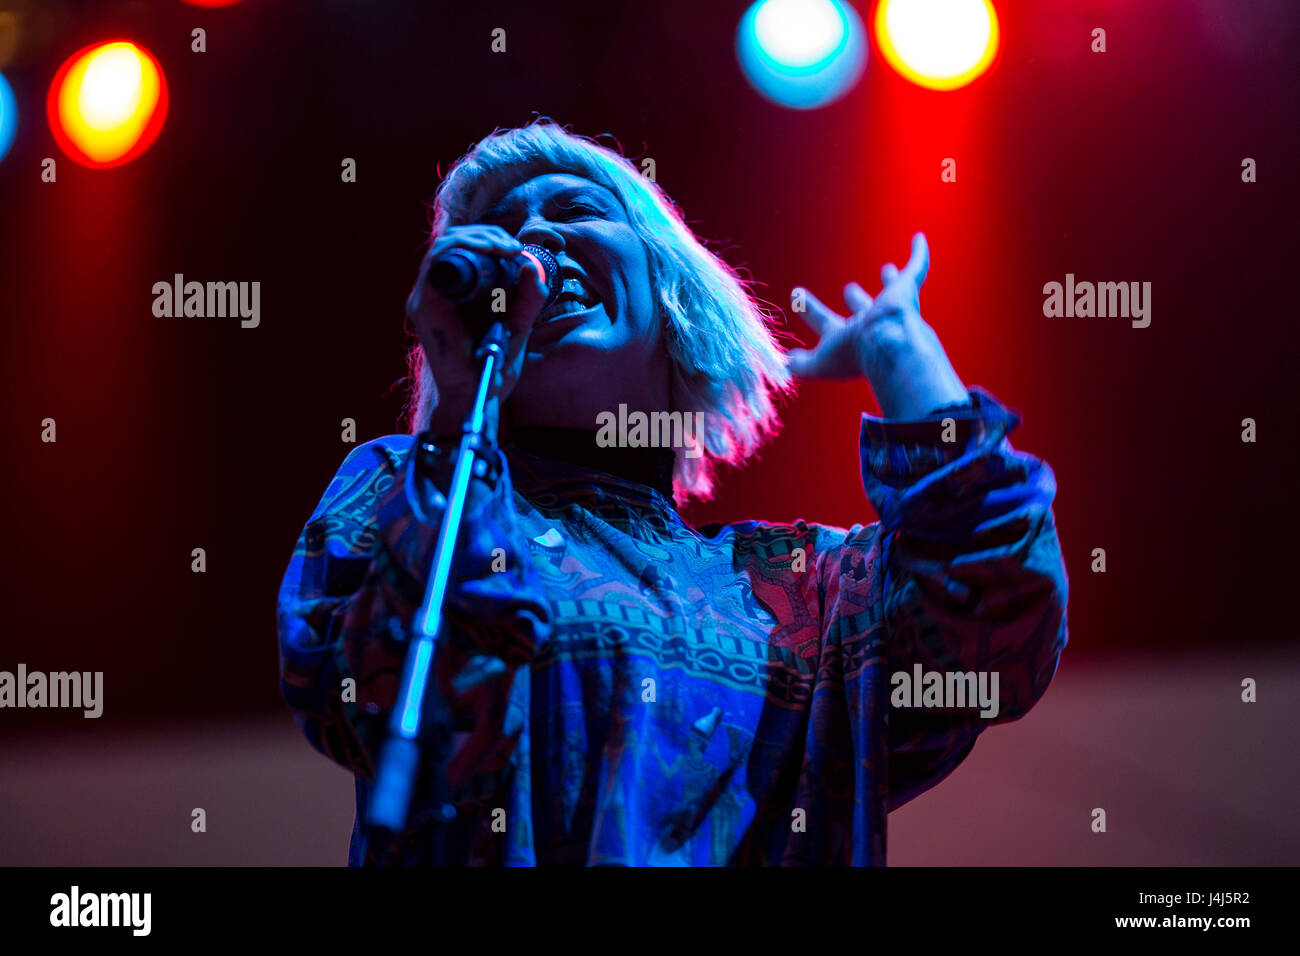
left=470, top=171, right=671, bottom=429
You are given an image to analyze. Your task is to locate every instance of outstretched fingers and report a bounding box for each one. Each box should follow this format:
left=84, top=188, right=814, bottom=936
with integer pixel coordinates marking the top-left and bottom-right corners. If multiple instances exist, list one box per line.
left=791, top=286, right=846, bottom=338
left=902, top=231, right=930, bottom=288
left=844, top=281, right=873, bottom=314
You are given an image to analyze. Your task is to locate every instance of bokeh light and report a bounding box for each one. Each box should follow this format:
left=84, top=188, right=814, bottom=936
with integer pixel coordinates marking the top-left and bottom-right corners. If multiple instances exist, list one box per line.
left=874, top=0, right=999, bottom=91
left=47, top=40, right=169, bottom=168
left=737, top=0, right=867, bottom=110
left=0, top=71, right=16, bottom=162
left=0, top=11, right=19, bottom=71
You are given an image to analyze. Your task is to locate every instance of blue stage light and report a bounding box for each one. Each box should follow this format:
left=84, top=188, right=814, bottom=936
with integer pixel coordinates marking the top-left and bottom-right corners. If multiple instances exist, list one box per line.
left=0, top=71, right=16, bottom=162
left=737, top=0, right=867, bottom=110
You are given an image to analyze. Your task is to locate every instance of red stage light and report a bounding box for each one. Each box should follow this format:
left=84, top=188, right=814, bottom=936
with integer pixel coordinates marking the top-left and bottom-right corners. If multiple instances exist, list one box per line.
left=874, top=0, right=1000, bottom=91
left=47, top=40, right=169, bottom=168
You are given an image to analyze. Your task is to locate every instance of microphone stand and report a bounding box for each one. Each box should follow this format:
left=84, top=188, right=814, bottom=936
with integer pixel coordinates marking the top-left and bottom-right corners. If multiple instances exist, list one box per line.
left=363, top=319, right=511, bottom=866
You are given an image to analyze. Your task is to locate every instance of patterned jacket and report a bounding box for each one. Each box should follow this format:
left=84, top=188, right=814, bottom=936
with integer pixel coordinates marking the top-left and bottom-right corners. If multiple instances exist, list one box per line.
left=277, top=386, right=1069, bottom=865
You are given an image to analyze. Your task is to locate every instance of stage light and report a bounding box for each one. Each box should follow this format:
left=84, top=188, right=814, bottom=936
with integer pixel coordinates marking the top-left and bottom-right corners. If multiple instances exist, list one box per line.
left=48, top=40, right=168, bottom=168
left=182, top=1, right=245, bottom=7
left=0, top=11, right=19, bottom=71
left=737, top=0, right=867, bottom=110
left=0, top=72, right=15, bottom=163
left=874, top=0, right=999, bottom=91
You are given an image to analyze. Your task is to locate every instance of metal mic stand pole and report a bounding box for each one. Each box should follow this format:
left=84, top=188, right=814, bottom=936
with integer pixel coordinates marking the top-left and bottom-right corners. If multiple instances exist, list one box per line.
left=363, top=319, right=511, bottom=865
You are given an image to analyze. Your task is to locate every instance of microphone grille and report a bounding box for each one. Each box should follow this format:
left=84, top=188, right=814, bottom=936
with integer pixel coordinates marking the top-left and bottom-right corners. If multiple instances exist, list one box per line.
left=521, top=244, right=562, bottom=308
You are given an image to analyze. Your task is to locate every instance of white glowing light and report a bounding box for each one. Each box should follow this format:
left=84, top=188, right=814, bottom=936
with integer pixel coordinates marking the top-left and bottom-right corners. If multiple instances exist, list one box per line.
left=753, top=0, right=846, bottom=68
left=877, top=0, right=999, bottom=90
left=737, top=0, right=866, bottom=109
left=78, top=45, right=144, bottom=130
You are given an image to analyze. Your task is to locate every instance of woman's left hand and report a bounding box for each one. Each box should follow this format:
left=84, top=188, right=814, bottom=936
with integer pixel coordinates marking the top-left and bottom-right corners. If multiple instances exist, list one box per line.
left=787, top=232, right=969, bottom=420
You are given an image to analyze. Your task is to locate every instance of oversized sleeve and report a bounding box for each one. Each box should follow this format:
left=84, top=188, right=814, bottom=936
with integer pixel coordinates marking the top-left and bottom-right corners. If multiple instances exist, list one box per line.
left=830, top=386, right=1069, bottom=811
left=275, top=435, right=551, bottom=778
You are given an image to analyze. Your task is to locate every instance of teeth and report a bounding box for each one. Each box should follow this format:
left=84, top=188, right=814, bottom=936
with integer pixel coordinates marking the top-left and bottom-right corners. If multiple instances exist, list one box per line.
left=544, top=298, right=592, bottom=319
left=542, top=275, right=599, bottom=320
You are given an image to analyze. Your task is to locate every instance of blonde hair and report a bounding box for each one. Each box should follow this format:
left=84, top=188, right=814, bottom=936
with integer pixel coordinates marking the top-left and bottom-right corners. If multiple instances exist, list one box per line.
left=407, top=119, right=792, bottom=501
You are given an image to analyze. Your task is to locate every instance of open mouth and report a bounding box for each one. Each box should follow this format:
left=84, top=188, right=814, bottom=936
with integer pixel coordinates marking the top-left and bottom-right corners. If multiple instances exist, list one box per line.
left=539, top=273, right=601, bottom=322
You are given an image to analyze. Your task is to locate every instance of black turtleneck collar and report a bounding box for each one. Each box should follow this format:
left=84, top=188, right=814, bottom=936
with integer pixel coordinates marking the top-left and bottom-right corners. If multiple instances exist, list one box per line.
left=505, top=425, right=677, bottom=505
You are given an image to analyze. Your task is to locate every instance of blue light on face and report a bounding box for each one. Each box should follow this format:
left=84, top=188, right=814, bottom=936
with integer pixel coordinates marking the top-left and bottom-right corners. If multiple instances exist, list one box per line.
left=0, top=72, right=16, bottom=162
left=736, top=0, right=867, bottom=110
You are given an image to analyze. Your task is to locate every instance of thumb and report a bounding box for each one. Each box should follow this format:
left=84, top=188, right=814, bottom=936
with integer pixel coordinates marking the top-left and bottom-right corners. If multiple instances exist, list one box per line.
left=785, top=347, right=818, bottom=378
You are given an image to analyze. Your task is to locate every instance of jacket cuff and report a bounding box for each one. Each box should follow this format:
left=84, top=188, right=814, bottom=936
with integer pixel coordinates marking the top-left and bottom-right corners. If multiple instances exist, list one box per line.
left=860, top=386, right=1019, bottom=491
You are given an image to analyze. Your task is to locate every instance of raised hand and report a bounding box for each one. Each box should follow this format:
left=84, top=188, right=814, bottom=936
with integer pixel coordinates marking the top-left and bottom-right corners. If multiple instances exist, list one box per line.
left=787, top=232, right=968, bottom=420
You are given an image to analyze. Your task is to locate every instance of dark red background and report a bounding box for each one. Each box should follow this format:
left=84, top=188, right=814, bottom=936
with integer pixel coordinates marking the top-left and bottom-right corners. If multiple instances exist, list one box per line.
left=1, top=0, right=1296, bottom=744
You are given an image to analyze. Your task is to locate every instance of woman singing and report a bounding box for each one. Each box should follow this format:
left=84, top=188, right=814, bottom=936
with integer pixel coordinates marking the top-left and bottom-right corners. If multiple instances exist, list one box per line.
left=276, top=119, right=1069, bottom=866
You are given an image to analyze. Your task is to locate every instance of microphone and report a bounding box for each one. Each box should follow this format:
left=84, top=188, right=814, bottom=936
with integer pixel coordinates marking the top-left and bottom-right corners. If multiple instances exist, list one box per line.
left=427, top=243, right=562, bottom=329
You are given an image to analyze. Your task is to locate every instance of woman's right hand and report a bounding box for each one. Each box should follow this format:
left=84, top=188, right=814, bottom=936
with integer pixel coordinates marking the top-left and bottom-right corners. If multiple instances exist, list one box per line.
left=405, top=224, right=550, bottom=438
